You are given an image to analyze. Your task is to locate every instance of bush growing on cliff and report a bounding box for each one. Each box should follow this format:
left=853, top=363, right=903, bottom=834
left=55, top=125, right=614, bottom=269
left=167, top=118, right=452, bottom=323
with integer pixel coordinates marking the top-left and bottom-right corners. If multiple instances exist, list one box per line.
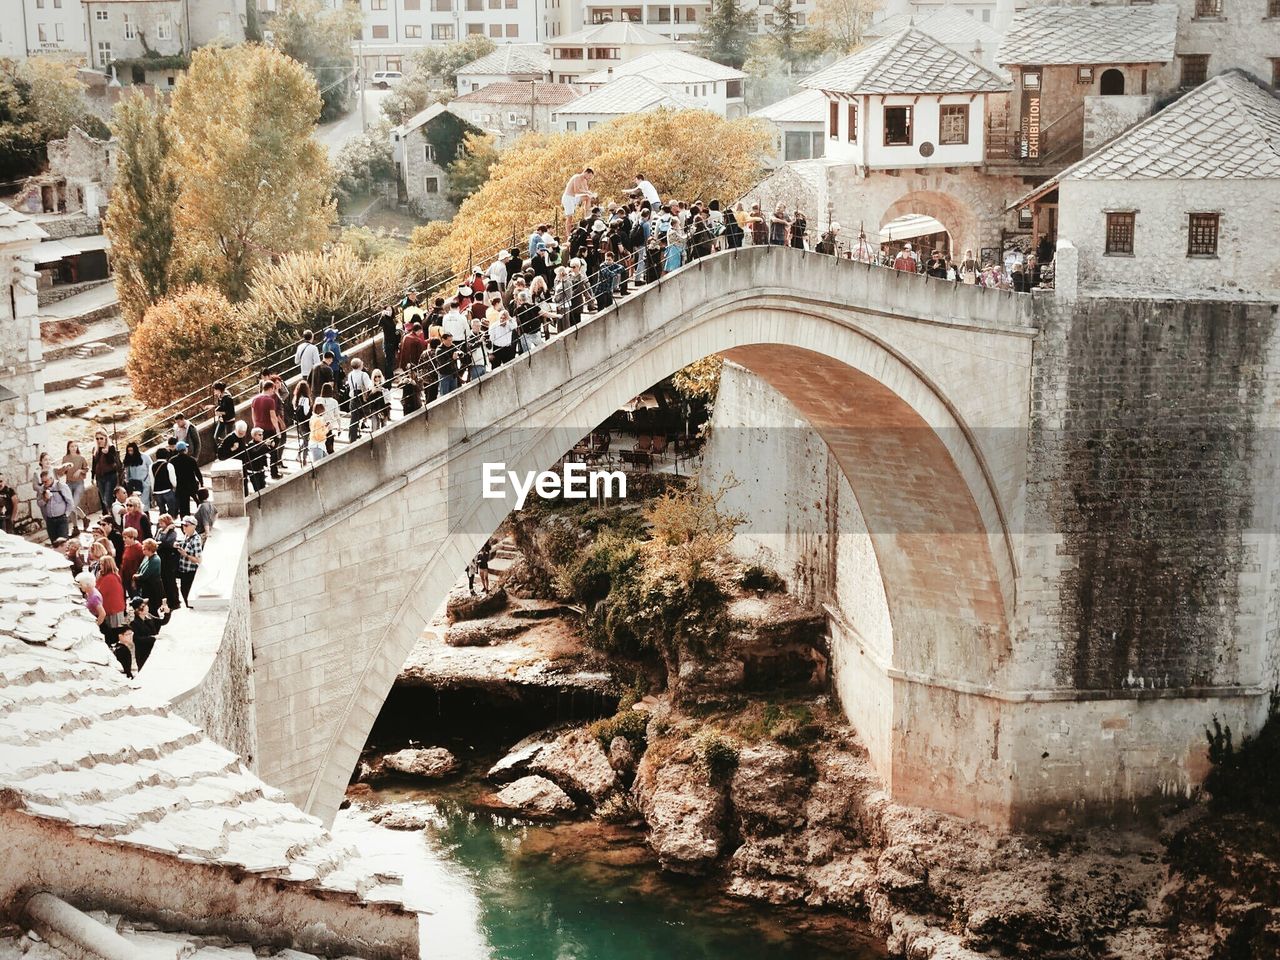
left=589, top=707, right=649, bottom=752
left=695, top=731, right=739, bottom=786
left=556, top=530, right=640, bottom=607
left=740, top=564, right=785, bottom=594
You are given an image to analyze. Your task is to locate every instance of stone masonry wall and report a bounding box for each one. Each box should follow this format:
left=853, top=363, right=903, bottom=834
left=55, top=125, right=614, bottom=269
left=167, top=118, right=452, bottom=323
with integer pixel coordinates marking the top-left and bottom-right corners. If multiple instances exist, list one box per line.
left=0, top=244, right=48, bottom=531
left=1023, top=295, right=1280, bottom=695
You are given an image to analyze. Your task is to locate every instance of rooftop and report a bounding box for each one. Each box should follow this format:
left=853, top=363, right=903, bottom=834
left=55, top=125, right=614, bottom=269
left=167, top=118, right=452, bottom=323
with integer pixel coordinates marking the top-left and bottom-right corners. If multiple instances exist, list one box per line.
left=750, top=87, right=827, bottom=124
left=456, top=43, right=551, bottom=77
left=868, top=8, right=1004, bottom=49
left=396, top=100, right=470, bottom=136
left=0, top=533, right=414, bottom=914
left=801, top=28, right=1008, bottom=97
left=555, top=74, right=699, bottom=116
left=453, top=81, right=582, bottom=106
left=1014, top=73, right=1280, bottom=205
left=549, top=21, right=677, bottom=47
left=997, top=4, right=1179, bottom=66
left=0, top=202, right=48, bottom=246
left=579, top=49, right=747, bottom=85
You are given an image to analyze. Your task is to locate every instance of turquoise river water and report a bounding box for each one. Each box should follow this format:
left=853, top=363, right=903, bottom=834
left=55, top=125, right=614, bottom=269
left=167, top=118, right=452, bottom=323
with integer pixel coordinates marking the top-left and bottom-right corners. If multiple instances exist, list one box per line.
left=335, top=790, right=887, bottom=960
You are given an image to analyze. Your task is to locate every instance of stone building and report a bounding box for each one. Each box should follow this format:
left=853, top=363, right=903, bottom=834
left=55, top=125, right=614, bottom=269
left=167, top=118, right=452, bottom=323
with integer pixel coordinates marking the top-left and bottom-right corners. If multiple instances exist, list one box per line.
left=751, top=88, right=827, bottom=163
left=1018, top=71, right=1280, bottom=300
left=550, top=74, right=697, bottom=132
left=8, top=126, right=117, bottom=224
left=81, top=0, right=245, bottom=70
left=390, top=102, right=483, bottom=220
left=451, top=80, right=581, bottom=146
left=455, top=43, right=552, bottom=94
left=579, top=49, right=748, bottom=118
left=0, top=204, right=49, bottom=532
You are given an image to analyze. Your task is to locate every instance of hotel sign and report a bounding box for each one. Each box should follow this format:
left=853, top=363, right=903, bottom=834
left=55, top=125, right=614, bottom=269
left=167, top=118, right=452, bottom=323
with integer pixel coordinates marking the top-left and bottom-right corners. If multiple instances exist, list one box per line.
left=1021, top=70, right=1041, bottom=160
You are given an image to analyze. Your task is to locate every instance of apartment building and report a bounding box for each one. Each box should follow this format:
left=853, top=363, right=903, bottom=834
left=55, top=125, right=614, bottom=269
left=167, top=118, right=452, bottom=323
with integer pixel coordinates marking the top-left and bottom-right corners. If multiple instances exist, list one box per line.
left=9, top=0, right=89, bottom=59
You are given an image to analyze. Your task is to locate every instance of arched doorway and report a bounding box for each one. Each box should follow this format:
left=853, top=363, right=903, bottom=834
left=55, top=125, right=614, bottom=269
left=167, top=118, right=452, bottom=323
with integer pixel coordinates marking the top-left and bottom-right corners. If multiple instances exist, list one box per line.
left=1100, top=69, right=1125, bottom=96
left=879, top=189, right=981, bottom=263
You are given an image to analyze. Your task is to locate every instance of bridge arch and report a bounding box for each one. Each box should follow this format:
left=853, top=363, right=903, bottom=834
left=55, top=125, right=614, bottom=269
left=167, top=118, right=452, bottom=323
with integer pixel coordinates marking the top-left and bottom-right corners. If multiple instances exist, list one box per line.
left=245, top=247, right=1036, bottom=826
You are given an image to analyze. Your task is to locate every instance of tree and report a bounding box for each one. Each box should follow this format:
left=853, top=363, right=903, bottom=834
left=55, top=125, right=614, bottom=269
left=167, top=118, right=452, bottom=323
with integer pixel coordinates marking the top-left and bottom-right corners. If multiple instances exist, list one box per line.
left=168, top=45, right=335, bottom=302
left=809, top=0, right=880, bottom=55
left=408, top=110, right=773, bottom=278
left=334, top=122, right=396, bottom=199
left=445, top=132, right=499, bottom=207
left=0, top=57, right=99, bottom=178
left=770, top=0, right=800, bottom=70
left=269, top=0, right=361, bottom=121
left=672, top=357, right=724, bottom=403
left=697, top=0, right=754, bottom=69
left=105, top=93, right=180, bottom=328
left=125, top=286, right=252, bottom=407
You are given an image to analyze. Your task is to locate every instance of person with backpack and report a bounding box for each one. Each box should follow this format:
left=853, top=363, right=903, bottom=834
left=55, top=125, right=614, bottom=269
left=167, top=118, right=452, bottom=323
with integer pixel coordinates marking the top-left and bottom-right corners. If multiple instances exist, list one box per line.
left=151, top=448, right=177, bottom=517
left=345, top=358, right=374, bottom=442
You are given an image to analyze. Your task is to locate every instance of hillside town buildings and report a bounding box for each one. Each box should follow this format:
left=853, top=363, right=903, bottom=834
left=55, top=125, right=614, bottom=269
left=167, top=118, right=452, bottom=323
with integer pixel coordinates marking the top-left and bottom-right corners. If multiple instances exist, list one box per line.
left=451, top=79, right=581, bottom=143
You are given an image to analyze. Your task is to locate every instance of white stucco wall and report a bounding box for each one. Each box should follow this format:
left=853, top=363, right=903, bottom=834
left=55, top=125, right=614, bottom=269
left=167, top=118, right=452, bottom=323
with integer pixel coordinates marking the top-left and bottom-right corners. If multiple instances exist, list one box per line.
left=824, top=93, right=989, bottom=168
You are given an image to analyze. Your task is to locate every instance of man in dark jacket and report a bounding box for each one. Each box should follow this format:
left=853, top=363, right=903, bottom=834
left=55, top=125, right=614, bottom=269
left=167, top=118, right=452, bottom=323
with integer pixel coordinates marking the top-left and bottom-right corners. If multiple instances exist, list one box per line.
left=170, top=441, right=203, bottom=518
left=151, top=448, right=176, bottom=517
left=378, top=306, right=400, bottom=379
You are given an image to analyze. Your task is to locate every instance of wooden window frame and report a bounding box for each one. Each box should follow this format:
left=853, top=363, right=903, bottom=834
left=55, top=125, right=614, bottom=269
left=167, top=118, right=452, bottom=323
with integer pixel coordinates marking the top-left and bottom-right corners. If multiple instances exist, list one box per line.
left=1187, top=212, right=1219, bottom=257
left=883, top=105, right=913, bottom=147
left=1180, top=54, right=1209, bottom=88
left=829, top=98, right=839, bottom=140
left=1193, top=0, right=1223, bottom=18
left=846, top=102, right=857, bottom=143
left=938, top=104, right=969, bottom=145
left=1104, top=212, right=1135, bottom=256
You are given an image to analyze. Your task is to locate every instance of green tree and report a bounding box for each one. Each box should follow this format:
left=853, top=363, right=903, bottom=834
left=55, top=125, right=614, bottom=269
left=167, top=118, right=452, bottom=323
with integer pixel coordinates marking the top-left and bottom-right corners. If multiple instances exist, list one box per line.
left=381, top=37, right=495, bottom=125
left=245, top=0, right=262, bottom=42
left=445, top=132, right=499, bottom=207
left=270, top=0, right=361, bottom=121
left=0, top=57, right=100, bottom=177
left=168, top=44, right=335, bottom=302
left=697, top=0, right=754, bottom=69
left=770, top=0, right=800, bottom=70
left=105, top=93, right=180, bottom=328
left=334, top=121, right=396, bottom=199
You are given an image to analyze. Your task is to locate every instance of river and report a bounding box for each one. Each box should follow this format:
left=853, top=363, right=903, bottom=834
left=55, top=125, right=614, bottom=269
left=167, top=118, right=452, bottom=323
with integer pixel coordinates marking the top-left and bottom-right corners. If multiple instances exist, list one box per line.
left=336, top=778, right=887, bottom=960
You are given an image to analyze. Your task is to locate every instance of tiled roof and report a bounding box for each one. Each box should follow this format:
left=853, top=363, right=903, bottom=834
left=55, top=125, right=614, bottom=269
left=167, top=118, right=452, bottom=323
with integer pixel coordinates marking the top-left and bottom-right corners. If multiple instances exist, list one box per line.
left=997, top=4, right=1178, bottom=66
left=751, top=87, right=827, bottom=124
left=0, top=533, right=410, bottom=905
left=453, top=81, right=582, bottom=106
left=579, top=49, right=747, bottom=85
left=1064, top=72, right=1280, bottom=181
left=554, top=74, right=699, bottom=116
left=868, top=8, right=1003, bottom=49
left=550, top=21, right=676, bottom=47
left=396, top=100, right=473, bottom=135
left=457, top=44, right=551, bottom=77
left=801, top=29, right=1008, bottom=96
left=0, top=202, right=48, bottom=246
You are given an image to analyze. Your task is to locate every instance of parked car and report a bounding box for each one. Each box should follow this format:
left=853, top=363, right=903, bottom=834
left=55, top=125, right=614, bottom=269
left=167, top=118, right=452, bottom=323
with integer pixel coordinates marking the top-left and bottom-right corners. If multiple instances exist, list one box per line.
left=371, top=71, right=403, bottom=89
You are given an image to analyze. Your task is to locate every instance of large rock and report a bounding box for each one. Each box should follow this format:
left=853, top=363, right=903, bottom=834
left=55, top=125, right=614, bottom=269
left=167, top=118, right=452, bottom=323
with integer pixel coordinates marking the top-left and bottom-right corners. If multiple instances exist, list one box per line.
left=486, top=729, right=559, bottom=784
left=380, top=747, right=458, bottom=780
left=446, top=585, right=508, bottom=623
left=483, top=776, right=576, bottom=819
left=730, top=742, right=810, bottom=833
left=531, top=728, right=618, bottom=803
left=633, top=750, right=725, bottom=875
left=676, top=657, right=745, bottom=707
left=370, top=805, right=432, bottom=831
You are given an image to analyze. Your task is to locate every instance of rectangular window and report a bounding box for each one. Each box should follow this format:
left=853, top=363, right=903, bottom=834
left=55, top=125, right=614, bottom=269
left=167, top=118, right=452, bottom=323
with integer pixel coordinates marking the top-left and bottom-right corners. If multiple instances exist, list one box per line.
left=938, top=104, right=968, bottom=145
left=588, top=47, right=620, bottom=59
left=566, top=121, right=578, bottom=131
left=846, top=102, right=857, bottom=143
left=1180, top=54, right=1209, bottom=87
left=404, top=0, right=421, bottom=7
left=505, top=23, right=518, bottom=35
left=1270, top=0, right=1280, bottom=16
left=828, top=98, right=838, bottom=139
left=54, top=0, right=61, bottom=6
left=554, top=47, right=584, bottom=58
left=424, top=143, right=435, bottom=161
left=372, top=24, right=390, bottom=37
left=466, top=0, right=482, bottom=9
left=795, top=12, right=804, bottom=24
left=55, top=22, right=64, bottom=40
left=36, top=0, right=44, bottom=8
left=405, top=24, right=422, bottom=37
left=156, top=16, right=172, bottom=39
left=1193, top=0, right=1222, bottom=17
left=1076, top=66, right=1093, bottom=84
left=95, top=9, right=108, bottom=20
left=506, top=0, right=518, bottom=6
left=96, top=40, right=111, bottom=64
left=424, top=176, right=439, bottom=193
left=489, top=24, right=501, bottom=35
left=489, top=0, right=500, bottom=7
left=1105, top=212, right=1135, bottom=255
left=466, top=22, right=483, bottom=33
left=1273, top=58, right=1280, bottom=88
left=1187, top=213, right=1219, bottom=256
left=1021, top=70, right=1040, bottom=89
left=432, top=22, right=455, bottom=37
left=431, top=0, right=451, bottom=10
left=370, top=0, right=388, bottom=8
left=883, top=105, right=912, bottom=146
left=38, top=23, right=47, bottom=42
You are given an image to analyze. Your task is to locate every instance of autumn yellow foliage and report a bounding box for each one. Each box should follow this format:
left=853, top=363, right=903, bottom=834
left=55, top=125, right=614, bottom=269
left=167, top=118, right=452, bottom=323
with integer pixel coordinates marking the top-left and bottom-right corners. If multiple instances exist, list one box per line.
left=125, top=286, right=253, bottom=407
left=409, top=109, right=772, bottom=276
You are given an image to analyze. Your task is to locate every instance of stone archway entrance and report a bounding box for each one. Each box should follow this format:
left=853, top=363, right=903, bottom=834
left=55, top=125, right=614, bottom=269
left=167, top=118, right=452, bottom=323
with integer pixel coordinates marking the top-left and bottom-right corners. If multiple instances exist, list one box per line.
left=880, top=189, right=981, bottom=261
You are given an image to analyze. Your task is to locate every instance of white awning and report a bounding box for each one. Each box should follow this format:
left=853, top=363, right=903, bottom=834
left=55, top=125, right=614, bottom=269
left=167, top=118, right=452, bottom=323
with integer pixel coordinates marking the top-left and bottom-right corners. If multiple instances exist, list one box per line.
left=33, top=234, right=109, bottom=263
left=879, top=214, right=948, bottom=244
left=62, top=234, right=110, bottom=254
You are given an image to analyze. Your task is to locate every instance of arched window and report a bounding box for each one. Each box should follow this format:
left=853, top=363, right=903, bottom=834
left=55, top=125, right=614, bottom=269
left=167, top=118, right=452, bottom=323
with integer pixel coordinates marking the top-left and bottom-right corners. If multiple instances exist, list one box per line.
left=1100, top=69, right=1125, bottom=96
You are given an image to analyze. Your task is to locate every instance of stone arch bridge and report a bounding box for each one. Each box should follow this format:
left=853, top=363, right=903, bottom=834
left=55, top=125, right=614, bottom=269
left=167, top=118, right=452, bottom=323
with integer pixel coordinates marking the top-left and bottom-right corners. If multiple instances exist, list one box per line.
left=243, top=245, right=1279, bottom=829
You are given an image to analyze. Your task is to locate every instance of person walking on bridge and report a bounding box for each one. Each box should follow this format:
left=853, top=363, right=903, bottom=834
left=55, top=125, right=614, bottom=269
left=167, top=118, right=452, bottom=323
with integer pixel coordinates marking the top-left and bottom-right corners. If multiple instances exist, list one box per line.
left=295, top=330, right=322, bottom=381
left=251, top=379, right=285, bottom=480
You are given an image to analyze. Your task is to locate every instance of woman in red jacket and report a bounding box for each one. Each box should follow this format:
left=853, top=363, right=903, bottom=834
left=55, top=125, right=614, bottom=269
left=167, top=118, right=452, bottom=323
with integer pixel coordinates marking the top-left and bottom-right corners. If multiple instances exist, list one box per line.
left=96, top=555, right=127, bottom=644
